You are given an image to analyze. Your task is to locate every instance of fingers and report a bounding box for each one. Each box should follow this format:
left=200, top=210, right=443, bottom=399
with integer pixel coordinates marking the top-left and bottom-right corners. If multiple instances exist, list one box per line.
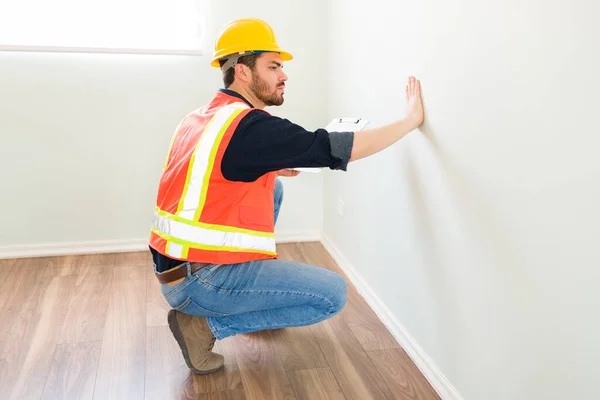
left=278, top=169, right=301, bottom=177
left=406, top=76, right=421, bottom=97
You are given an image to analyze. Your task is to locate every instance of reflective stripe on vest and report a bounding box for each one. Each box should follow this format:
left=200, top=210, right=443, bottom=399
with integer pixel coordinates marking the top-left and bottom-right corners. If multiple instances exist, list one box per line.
left=152, top=210, right=276, bottom=258
left=177, top=102, right=248, bottom=220
left=152, top=102, right=277, bottom=259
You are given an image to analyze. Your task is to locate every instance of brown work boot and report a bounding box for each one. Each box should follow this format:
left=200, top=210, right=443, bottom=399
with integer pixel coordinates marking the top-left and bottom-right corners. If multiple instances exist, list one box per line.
left=167, top=309, right=224, bottom=374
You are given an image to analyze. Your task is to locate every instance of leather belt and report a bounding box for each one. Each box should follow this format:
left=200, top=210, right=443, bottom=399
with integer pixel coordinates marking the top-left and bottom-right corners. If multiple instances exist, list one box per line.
left=155, top=262, right=209, bottom=284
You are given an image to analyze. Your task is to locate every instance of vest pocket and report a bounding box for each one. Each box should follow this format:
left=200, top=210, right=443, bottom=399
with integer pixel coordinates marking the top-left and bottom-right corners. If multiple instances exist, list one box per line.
left=239, top=205, right=273, bottom=230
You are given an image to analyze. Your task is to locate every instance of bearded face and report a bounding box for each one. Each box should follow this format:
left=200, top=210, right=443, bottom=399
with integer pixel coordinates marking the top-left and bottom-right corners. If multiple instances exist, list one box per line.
left=247, top=53, right=288, bottom=107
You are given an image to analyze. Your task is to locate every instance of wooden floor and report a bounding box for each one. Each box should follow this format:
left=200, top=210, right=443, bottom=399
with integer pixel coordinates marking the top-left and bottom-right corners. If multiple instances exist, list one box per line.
left=0, top=242, right=440, bottom=400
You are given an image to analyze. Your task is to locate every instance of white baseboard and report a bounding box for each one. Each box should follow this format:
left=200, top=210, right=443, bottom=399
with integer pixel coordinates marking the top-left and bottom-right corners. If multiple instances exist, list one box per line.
left=0, top=239, right=149, bottom=259
left=275, top=230, right=321, bottom=243
left=320, top=233, right=463, bottom=400
left=0, top=231, right=322, bottom=260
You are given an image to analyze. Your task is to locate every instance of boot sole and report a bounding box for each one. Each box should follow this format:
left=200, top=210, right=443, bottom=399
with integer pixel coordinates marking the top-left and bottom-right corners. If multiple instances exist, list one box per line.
left=167, top=309, right=223, bottom=375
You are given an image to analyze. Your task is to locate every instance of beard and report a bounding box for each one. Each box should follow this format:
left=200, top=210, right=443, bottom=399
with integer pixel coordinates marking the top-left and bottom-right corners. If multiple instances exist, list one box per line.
left=249, top=73, right=285, bottom=106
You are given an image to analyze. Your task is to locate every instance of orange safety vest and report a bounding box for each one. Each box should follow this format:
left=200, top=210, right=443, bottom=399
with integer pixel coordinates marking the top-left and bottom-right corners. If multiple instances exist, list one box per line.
left=149, top=91, right=278, bottom=264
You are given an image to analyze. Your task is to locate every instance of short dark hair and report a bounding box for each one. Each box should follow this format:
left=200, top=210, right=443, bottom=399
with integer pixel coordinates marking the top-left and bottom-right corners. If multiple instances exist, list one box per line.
left=220, top=53, right=261, bottom=88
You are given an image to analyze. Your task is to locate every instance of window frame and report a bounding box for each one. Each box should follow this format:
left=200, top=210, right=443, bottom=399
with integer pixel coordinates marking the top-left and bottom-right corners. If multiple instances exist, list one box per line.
left=0, top=44, right=203, bottom=56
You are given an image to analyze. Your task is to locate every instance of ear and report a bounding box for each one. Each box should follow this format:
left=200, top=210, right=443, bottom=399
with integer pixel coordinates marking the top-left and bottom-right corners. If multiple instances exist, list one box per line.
left=234, top=63, right=252, bottom=84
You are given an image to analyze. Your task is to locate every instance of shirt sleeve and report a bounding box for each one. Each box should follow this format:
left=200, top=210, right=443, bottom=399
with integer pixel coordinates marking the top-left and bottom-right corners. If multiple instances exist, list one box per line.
left=221, top=110, right=354, bottom=182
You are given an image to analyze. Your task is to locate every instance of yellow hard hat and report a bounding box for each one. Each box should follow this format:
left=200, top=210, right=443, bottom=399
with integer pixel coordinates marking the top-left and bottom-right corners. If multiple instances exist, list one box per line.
left=211, top=18, right=293, bottom=68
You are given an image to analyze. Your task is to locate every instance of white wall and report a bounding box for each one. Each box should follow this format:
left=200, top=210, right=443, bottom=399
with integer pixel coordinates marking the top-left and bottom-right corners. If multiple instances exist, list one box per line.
left=325, top=0, right=600, bottom=399
left=0, top=0, right=327, bottom=251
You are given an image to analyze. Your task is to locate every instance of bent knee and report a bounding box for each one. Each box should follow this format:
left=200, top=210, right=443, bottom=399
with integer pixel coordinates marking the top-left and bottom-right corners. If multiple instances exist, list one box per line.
left=328, top=272, right=348, bottom=313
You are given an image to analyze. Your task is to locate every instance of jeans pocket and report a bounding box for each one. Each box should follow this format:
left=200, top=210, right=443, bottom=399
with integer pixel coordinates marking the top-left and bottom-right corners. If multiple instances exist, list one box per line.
left=160, top=272, right=196, bottom=300
left=196, top=264, right=225, bottom=285
left=174, top=297, right=229, bottom=318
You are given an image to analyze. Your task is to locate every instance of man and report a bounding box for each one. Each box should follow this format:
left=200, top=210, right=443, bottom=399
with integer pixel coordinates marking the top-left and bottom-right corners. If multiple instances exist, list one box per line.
left=149, top=17, right=424, bottom=374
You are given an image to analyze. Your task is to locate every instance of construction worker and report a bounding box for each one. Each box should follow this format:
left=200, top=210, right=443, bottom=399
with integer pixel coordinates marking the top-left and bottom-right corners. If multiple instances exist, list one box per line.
left=150, top=17, right=424, bottom=374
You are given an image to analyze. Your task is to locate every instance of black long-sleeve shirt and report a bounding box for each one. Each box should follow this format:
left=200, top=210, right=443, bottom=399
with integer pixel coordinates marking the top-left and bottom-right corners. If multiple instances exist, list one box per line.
left=152, top=89, right=354, bottom=272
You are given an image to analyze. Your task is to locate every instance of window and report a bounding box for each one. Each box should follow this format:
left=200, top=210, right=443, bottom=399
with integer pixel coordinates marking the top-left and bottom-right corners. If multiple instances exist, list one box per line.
left=0, top=0, right=209, bottom=55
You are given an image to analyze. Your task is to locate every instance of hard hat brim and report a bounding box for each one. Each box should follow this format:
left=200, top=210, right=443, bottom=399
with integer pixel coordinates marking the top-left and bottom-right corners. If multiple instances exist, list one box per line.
left=211, top=49, right=293, bottom=68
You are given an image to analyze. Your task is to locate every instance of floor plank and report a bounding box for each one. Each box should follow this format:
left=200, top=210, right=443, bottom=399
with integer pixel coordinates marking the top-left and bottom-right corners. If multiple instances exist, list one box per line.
left=53, top=253, right=117, bottom=267
left=287, top=367, right=346, bottom=400
left=0, top=258, right=17, bottom=291
left=270, top=327, right=329, bottom=372
left=0, top=257, right=46, bottom=310
left=0, top=260, right=49, bottom=398
left=41, top=341, right=102, bottom=400
left=145, top=325, right=194, bottom=400
left=191, top=389, right=248, bottom=400
left=6, top=275, right=75, bottom=400
left=0, top=257, right=18, bottom=267
left=93, top=265, right=146, bottom=400
left=58, top=262, right=113, bottom=343
left=368, top=348, right=441, bottom=400
left=231, top=330, right=296, bottom=400
left=113, top=251, right=152, bottom=267
left=345, top=294, right=402, bottom=351
left=310, top=314, right=396, bottom=400
left=277, top=243, right=308, bottom=263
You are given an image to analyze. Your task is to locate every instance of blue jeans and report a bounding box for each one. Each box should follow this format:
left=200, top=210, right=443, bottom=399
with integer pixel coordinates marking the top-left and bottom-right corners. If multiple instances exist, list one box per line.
left=157, top=178, right=348, bottom=340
